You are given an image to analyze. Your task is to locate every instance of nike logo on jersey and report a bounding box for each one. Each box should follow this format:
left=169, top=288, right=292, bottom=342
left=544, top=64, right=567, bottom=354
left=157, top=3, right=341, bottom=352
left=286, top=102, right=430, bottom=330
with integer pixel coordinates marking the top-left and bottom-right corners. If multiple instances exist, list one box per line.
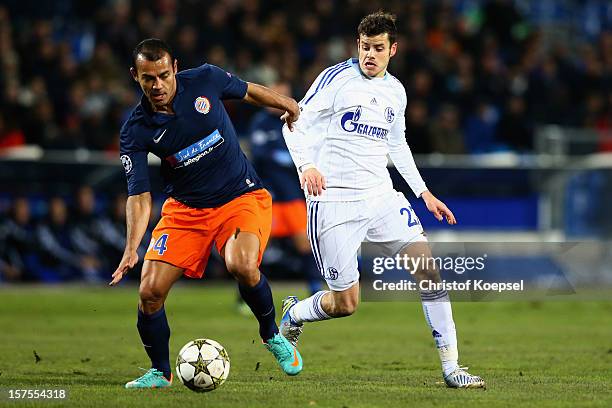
left=153, top=129, right=167, bottom=143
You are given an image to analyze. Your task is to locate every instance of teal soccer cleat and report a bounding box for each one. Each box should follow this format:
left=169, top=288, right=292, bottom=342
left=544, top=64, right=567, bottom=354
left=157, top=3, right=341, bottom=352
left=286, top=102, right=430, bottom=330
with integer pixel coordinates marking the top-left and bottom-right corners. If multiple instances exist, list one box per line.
left=125, top=368, right=172, bottom=389
left=265, top=333, right=303, bottom=376
left=279, top=296, right=303, bottom=347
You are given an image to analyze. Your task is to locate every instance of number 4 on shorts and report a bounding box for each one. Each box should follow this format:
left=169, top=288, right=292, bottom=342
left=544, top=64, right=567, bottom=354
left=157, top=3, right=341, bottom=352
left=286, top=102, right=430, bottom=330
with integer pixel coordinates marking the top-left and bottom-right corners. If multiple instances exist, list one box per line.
left=151, top=234, right=169, bottom=255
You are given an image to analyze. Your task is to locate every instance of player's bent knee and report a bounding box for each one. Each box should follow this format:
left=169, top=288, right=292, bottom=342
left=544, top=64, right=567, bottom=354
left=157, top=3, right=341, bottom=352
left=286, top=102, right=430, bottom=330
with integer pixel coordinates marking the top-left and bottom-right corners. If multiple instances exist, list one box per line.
left=225, top=257, right=258, bottom=275
left=138, top=285, right=166, bottom=307
left=226, top=257, right=260, bottom=286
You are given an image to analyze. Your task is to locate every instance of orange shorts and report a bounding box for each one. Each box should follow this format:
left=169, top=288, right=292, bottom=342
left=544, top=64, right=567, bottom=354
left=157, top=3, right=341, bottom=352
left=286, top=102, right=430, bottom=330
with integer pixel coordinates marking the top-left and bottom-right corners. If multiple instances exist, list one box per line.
left=270, top=199, right=307, bottom=238
left=145, top=189, right=272, bottom=278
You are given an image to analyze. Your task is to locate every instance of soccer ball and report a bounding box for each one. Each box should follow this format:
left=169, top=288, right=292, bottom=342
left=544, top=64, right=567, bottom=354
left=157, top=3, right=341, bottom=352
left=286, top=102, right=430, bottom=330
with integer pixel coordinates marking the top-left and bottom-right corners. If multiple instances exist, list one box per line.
left=175, top=338, right=230, bottom=392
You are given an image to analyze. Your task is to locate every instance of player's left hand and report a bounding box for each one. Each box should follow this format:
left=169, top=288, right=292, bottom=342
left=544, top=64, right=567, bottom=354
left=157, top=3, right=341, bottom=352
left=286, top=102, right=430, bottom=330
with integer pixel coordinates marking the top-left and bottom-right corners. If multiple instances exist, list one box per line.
left=280, top=99, right=300, bottom=131
left=421, top=191, right=456, bottom=225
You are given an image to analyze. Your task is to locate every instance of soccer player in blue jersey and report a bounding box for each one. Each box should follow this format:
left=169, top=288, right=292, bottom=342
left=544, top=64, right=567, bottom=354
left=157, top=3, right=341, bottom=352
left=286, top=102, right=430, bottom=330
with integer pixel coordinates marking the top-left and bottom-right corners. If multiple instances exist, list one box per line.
left=108, top=39, right=303, bottom=388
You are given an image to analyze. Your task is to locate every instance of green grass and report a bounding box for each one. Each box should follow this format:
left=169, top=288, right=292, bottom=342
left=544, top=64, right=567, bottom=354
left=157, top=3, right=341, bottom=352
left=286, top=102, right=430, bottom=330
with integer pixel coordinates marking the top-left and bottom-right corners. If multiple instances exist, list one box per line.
left=0, top=284, right=610, bottom=407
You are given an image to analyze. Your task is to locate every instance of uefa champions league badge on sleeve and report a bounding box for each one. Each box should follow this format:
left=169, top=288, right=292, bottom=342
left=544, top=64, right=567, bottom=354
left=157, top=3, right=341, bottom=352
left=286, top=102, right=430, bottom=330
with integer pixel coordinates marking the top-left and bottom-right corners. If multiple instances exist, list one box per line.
left=360, top=242, right=585, bottom=302
left=120, top=155, right=132, bottom=174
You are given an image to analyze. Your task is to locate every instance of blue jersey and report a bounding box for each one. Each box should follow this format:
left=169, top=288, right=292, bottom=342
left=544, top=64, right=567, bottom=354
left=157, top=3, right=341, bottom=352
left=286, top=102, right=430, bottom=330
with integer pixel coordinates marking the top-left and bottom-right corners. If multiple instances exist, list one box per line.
left=119, top=64, right=263, bottom=208
left=248, top=110, right=303, bottom=202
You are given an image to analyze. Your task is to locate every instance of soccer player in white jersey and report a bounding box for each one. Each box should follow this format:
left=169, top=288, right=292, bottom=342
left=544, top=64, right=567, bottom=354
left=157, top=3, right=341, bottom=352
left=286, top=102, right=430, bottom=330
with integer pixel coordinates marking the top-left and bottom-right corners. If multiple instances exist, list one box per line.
left=280, top=11, right=485, bottom=388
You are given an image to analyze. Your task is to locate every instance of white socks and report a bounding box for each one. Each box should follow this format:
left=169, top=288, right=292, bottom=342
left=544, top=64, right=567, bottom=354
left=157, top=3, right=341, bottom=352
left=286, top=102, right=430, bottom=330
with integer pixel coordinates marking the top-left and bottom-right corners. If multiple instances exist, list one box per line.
left=420, top=289, right=459, bottom=376
left=289, top=288, right=459, bottom=376
left=289, top=291, right=331, bottom=324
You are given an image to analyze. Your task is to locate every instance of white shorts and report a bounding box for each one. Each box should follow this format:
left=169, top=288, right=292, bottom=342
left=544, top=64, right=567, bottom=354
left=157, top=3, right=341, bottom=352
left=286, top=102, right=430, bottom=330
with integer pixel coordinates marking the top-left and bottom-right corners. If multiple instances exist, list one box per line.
left=307, top=190, right=427, bottom=291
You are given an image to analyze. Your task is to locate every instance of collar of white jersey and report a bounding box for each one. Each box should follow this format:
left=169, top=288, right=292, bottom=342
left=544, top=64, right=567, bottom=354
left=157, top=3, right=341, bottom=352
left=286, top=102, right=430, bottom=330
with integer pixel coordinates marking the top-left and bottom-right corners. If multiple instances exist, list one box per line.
left=351, top=57, right=390, bottom=81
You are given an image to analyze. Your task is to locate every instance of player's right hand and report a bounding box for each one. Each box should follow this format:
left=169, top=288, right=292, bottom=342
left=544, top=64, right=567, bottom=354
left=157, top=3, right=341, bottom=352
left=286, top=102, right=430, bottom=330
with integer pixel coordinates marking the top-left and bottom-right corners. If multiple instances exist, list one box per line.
left=109, top=250, right=139, bottom=286
left=301, top=167, right=326, bottom=196
left=280, top=99, right=300, bottom=131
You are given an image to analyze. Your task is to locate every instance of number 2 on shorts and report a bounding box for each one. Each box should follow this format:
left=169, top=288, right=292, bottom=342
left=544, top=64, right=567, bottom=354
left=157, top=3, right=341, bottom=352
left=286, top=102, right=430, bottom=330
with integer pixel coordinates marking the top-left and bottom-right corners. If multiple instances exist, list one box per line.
left=400, top=206, right=420, bottom=227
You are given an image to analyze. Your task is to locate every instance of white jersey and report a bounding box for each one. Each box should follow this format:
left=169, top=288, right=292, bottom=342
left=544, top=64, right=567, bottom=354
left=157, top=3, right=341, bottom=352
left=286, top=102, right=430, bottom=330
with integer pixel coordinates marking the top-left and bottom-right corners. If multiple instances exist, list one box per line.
left=282, top=58, right=427, bottom=202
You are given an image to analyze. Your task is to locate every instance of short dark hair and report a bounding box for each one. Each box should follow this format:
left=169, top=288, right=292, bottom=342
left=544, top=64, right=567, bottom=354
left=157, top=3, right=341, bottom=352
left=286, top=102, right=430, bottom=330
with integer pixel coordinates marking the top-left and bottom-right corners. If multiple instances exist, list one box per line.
left=357, top=11, right=397, bottom=45
left=132, top=38, right=174, bottom=68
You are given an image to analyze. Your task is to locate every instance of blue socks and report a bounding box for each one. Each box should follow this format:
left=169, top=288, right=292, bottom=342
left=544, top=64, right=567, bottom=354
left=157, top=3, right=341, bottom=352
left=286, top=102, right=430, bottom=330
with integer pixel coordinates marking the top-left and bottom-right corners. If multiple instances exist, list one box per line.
left=137, top=306, right=171, bottom=380
left=135, top=274, right=278, bottom=378
left=238, top=273, right=279, bottom=341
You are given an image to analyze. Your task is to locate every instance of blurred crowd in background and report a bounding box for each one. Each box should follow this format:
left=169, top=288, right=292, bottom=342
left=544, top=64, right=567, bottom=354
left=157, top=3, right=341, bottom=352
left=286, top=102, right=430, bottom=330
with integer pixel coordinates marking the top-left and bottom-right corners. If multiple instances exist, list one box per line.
left=0, top=0, right=611, bottom=154
left=0, top=187, right=154, bottom=282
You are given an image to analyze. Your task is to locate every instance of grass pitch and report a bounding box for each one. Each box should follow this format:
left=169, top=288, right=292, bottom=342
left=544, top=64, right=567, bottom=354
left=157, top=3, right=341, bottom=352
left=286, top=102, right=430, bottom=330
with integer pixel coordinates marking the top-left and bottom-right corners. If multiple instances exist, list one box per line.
left=0, top=283, right=610, bottom=407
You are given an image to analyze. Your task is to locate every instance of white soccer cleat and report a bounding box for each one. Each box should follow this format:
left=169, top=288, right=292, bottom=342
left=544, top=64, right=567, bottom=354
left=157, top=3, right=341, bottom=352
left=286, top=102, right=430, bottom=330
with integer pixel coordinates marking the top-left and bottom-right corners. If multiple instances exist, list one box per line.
left=444, top=367, right=486, bottom=389
left=279, top=296, right=303, bottom=347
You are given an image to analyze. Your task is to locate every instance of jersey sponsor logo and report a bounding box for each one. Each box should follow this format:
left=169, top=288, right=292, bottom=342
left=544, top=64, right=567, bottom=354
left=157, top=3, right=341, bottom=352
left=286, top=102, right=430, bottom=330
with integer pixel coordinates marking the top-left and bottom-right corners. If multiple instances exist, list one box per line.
left=194, top=96, right=211, bottom=114
left=385, top=107, right=395, bottom=123
left=340, top=105, right=389, bottom=140
left=165, top=129, right=224, bottom=168
left=120, top=155, right=132, bottom=173
left=370, top=97, right=378, bottom=105
left=153, top=128, right=167, bottom=143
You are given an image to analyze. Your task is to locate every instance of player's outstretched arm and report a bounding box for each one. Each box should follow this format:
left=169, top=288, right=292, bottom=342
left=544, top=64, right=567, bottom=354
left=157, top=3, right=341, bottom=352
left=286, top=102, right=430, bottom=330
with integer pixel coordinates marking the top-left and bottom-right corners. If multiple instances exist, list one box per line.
left=421, top=191, right=456, bottom=225
left=243, top=82, right=300, bottom=130
left=109, top=192, right=152, bottom=286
